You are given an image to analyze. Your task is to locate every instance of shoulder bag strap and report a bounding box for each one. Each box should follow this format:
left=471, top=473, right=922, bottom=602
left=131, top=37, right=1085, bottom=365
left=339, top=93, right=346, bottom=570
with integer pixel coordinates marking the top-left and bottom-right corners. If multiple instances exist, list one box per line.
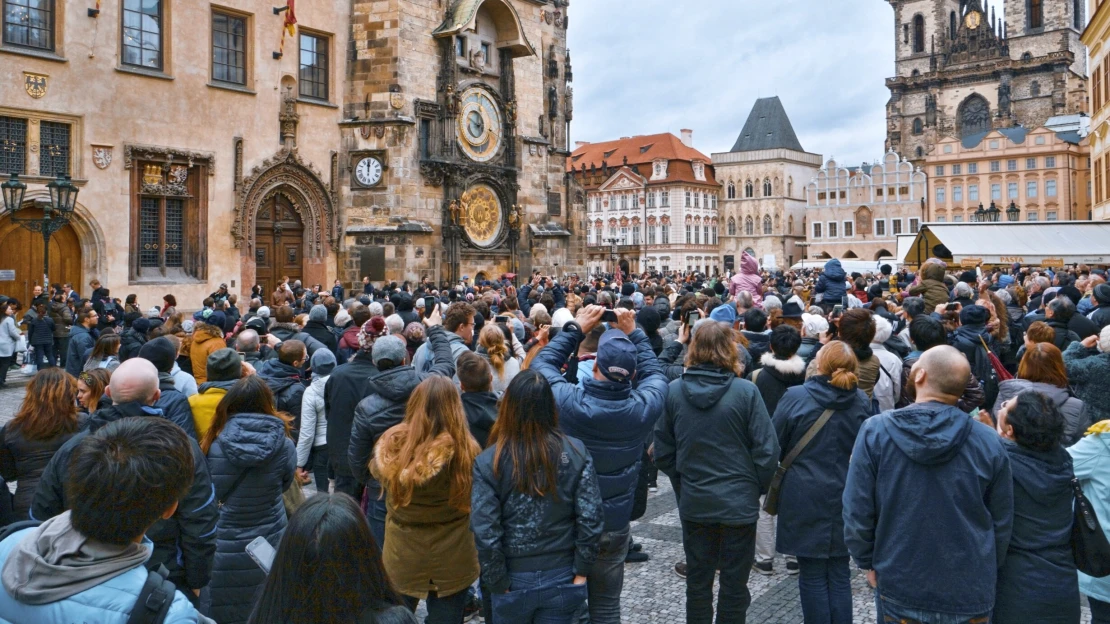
left=217, top=469, right=250, bottom=509
left=779, top=408, right=836, bottom=473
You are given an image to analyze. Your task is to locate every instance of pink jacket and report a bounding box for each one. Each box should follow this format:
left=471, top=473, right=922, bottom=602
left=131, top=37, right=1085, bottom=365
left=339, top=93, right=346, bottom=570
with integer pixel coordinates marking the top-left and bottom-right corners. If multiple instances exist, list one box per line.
left=728, top=253, right=763, bottom=308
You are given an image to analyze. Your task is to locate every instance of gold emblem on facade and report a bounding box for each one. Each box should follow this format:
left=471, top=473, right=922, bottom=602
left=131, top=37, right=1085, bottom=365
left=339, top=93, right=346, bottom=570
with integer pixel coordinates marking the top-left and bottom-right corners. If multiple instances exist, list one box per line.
left=460, top=184, right=502, bottom=248
left=23, top=72, right=47, bottom=99
left=143, top=164, right=163, bottom=186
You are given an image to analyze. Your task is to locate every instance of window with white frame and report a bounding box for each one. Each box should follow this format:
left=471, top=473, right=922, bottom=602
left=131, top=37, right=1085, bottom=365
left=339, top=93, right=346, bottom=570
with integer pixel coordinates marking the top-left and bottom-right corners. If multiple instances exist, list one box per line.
left=969, top=184, right=979, bottom=201
left=936, top=215, right=947, bottom=222
left=1028, top=211, right=1039, bottom=221
left=647, top=192, right=655, bottom=208
left=1046, top=210, right=1058, bottom=221
left=620, top=227, right=628, bottom=243
left=813, top=222, right=822, bottom=238
left=991, top=183, right=1001, bottom=200
left=936, top=186, right=946, bottom=204
left=952, top=164, right=962, bottom=175
left=648, top=226, right=656, bottom=244
left=1008, top=182, right=1018, bottom=199
left=661, top=225, right=669, bottom=244
left=1046, top=156, right=1056, bottom=167
left=874, top=219, right=886, bottom=236
left=661, top=191, right=669, bottom=206
left=829, top=221, right=838, bottom=238
left=1026, top=158, right=1037, bottom=169
left=1046, top=179, right=1057, bottom=196
left=891, top=219, right=903, bottom=235
left=844, top=220, right=853, bottom=237
left=909, top=218, right=920, bottom=233
left=990, top=161, right=1001, bottom=172
left=968, top=162, right=978, bottom=174
left=685, top=192, right=691, bottom=207
left=685, top=225, right=691, bottom=243
left=1027, top=181, right=1038, bottom=198
left=953, top=185, right=963, bottom=202
left=693, top=193, right=700, bottom=208
left=953, top=215, right=964, bottom=222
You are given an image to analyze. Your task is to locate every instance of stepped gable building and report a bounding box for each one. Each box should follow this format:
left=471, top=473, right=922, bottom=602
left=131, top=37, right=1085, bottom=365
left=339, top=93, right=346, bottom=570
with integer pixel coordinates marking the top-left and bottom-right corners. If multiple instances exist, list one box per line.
left=713, top=97, right=821, bottom=272
left=569, top=131, right=721, bottom=276
left=884, top=0, right=1088, bottom=165
left=339, top=0, right=580, bottom=285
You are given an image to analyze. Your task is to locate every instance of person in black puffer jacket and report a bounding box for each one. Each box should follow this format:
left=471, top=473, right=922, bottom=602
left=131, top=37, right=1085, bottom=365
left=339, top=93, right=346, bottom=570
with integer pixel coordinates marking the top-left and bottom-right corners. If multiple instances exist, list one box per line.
left=470, top=370, right=603, bottom=622
left=32, top=358, right=217, bottom=602
left=749, top=325, right=807, bottom=416
left=302, top=305, right=338, bottom=356
left=202, top=375, right=296, bottom=624
left=741, top=308, right=771, bottom=368
left=268, top=305, right=327, bottom=357
left=118, top=317, right=150, bottom=362
left=456, top=351, right=498, bottom=449
left=255, top=340, right=307, bottom=437
left=348, top=322, right=456, bottom=548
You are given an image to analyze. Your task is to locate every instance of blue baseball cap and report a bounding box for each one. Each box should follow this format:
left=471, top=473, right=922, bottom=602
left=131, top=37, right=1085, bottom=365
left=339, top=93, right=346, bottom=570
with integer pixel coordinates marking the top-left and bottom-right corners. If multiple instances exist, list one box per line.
left=709, top=303, right=736, bottom=325
left=596, top=328, right=637, bottom=383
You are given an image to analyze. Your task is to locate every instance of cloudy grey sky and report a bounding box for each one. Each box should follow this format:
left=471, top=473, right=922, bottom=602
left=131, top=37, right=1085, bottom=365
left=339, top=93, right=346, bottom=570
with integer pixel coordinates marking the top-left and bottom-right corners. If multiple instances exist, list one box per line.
left=567, top=0, right=1004, bottom=167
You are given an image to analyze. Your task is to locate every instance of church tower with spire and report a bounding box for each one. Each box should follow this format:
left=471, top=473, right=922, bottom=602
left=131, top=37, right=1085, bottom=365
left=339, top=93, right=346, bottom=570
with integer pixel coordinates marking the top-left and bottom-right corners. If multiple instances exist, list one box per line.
left=884, top=0, right=1088, bottom=164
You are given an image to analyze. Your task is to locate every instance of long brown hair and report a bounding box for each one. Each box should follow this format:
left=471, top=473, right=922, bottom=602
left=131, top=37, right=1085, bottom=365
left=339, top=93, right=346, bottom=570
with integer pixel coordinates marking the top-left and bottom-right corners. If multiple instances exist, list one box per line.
left=11, top=368, right=80, bottom=441
left=479, top=324, right=508, bottom=377
left=89, top=333, right=121, bottom=361
left=78, top=369, right=111, bottom=414
left=1018, top=342, right=1068, bottom=388
left=372, top=376, right=479, bottom=512
left=816, top=340, right=859, bottom=390
left=488, top=370, right=564, bottom=498
left=686, top=321, right=744, bottom=376
left=201, top=376, right=293, bottom=454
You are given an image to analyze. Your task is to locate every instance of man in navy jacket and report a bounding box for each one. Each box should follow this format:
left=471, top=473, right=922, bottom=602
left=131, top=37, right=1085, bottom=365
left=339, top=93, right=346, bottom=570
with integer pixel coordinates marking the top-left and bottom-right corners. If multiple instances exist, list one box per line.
left=843, top=346, right=1012, bottom=622
left=532, top=305, right=667, bottom=624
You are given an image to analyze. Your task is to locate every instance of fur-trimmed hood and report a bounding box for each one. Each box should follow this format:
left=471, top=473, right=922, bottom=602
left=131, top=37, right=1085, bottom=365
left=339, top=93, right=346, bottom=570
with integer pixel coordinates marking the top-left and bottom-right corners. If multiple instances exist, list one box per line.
left=759, top=353, right=806, bottom=376
left=372, top=430, right=456, bottom=488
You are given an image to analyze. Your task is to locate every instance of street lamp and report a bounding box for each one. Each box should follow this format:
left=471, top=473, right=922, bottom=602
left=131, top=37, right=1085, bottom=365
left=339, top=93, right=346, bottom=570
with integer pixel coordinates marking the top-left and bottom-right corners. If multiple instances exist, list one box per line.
left=605, top=237, right=620, bottom=275
left=972, top=203, right=986, bottom=223
left=1006, top=201, right=1021, bottom=222
left=0, top=174, right=78, bottom=291
left=986, top=201, right=1002, bottom=222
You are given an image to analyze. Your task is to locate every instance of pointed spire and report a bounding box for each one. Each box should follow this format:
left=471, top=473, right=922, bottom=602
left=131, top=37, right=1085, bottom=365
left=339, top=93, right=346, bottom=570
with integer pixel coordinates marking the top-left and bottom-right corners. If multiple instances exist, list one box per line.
left=991, top=6, right=996, bottom=30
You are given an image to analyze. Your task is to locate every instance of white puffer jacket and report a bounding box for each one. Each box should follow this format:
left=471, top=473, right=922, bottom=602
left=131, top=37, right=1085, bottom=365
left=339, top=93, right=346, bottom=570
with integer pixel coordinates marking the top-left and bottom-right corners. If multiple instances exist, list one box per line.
left=296, top=374, right=329, bottom=467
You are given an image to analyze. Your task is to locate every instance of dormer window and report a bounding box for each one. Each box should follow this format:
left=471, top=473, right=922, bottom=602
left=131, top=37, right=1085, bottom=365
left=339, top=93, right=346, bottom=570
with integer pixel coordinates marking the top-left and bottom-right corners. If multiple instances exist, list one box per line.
left=652, top=159, right=668, bottom=181
left=693, top=161, right=706, bottom=181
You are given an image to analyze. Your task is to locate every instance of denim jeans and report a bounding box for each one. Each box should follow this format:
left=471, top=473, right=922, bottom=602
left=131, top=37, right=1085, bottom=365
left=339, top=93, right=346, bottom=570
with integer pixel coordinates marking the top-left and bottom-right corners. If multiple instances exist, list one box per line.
left=307, top=445, right=329, bottom=494
left=582, top=525, right=630, bottom=624
left=32, top=344, right=54, bottom=369
left=876, top=591, right=990, bottom=624
left=492, top=565, right=587, bottom=624
left=1091, top=597, right=1110, bottom=624
left=366, top=483, right=387, bottom=552
left=402, top=589, right=468, bottom=624
left=797, top=556, right=852, bottom=624
left=681, top=519, right=756, bottom=624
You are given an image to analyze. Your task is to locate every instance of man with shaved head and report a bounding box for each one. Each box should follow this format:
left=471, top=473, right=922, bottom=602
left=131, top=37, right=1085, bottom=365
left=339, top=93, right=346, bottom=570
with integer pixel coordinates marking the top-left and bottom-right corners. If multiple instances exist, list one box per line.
left=843, top=345, right=1013, bottom=623
left=32, top=358, right=218, bottom=604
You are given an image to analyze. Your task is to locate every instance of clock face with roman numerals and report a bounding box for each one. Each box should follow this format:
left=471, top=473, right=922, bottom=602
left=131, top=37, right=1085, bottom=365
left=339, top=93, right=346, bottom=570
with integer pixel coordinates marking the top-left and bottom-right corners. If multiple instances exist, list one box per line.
left=456, top=87, right=503, bottom=163
left=355, top=157, right=383, bottom=187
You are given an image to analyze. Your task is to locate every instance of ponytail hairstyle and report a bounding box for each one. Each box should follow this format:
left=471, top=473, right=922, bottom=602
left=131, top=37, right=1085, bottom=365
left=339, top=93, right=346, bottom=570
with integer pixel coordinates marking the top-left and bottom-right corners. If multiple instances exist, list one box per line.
left=816, top=340, right=859, bottom=391
left=479, top=324, right=508, bottom=378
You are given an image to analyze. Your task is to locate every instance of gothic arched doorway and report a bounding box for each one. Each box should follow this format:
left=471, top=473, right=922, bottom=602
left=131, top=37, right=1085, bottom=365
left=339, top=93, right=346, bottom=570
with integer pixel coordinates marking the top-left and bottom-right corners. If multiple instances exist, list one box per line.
left=254, top=195, right=305, bottom=297
left=0, top=207, right=82, bottom=307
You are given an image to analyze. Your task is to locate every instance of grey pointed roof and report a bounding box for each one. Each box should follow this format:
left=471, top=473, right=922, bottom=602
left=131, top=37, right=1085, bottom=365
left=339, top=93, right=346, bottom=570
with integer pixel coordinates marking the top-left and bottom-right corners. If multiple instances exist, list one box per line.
left=730, top=97, right=805, bottom=153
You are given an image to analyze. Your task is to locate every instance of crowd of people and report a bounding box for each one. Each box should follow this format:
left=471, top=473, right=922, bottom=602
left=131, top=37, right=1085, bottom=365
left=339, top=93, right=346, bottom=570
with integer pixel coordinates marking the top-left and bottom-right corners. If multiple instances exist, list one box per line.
left=0, top=256, right=1106, bottom=623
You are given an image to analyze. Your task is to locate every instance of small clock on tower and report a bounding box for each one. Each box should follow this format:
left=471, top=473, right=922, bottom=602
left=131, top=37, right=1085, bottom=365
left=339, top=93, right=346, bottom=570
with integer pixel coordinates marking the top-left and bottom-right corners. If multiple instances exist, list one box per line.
left=354, top=156, right=383, bottom=188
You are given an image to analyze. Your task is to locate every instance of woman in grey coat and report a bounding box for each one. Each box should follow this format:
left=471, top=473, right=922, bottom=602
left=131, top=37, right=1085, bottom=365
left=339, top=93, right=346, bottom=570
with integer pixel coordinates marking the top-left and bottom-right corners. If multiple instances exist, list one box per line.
left=201, top=375, right=296, bottom=624
left=0, top=302, right=22, bottom=387
left=992, top=343, right=1088, bottom=445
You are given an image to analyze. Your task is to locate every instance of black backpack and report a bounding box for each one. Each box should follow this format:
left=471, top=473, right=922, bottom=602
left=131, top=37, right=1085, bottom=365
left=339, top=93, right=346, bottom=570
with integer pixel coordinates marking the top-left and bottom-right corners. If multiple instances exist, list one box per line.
left=969, top=341, right=1000, bottom=410
left=0, top=521, right=174, bottom=624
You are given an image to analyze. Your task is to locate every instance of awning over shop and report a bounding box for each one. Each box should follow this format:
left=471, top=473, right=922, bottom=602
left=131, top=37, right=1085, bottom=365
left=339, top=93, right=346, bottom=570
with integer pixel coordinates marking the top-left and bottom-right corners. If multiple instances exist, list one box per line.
left=901, top=222, right=1110, bottom=268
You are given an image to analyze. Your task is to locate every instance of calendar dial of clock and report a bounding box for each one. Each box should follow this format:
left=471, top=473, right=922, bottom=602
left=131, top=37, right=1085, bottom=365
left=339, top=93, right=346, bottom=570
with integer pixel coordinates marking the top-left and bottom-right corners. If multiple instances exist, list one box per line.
left=456, top=87, right=503, bottom=163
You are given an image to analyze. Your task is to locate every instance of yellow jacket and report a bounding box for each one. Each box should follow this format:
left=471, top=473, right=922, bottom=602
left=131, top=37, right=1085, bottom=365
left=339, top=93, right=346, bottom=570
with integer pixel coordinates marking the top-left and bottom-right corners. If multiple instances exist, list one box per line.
left=188, top=385, right=230, bottom=441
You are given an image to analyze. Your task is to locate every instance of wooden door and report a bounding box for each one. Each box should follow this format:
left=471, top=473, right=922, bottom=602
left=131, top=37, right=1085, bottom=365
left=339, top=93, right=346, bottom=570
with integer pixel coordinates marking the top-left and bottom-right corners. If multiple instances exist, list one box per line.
left=255, top=195, right=304, bottom=296
left=0, top=210, right=82, bottom=307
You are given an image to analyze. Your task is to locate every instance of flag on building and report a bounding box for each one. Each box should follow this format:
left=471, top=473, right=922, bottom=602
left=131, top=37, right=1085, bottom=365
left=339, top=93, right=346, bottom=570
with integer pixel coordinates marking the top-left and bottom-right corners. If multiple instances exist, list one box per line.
left=278, top=0, right=297, bottom=57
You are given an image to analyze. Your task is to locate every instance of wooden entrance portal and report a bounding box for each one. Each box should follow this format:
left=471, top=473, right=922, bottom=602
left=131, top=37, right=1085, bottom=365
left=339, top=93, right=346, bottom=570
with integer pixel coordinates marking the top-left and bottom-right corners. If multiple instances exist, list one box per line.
left=254, top=195, right=304, bottom=297
left=0, top=209, right=82, bottom=306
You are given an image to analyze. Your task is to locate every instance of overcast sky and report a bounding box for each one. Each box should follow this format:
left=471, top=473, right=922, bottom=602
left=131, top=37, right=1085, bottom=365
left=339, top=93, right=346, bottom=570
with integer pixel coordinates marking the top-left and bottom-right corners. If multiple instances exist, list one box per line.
left=566, top=0, right=1005, bottom=167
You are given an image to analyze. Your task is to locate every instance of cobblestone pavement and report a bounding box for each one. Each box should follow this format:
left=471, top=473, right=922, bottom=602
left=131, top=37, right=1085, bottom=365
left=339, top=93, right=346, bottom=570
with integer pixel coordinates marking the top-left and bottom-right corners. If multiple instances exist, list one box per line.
left=0, top=375, right=1095, bottom=623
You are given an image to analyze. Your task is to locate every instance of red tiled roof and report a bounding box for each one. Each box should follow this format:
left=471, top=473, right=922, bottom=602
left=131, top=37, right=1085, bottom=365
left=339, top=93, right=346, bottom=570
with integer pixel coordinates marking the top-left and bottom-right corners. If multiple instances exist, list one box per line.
left=568, top=133, right=720, bottom=188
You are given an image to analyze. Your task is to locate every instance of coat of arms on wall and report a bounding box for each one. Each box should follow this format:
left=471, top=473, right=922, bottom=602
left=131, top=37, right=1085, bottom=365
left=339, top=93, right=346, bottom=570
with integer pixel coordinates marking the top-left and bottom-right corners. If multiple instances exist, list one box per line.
left=23, top=72, right=47, bottom=99
left=91, top=145, right=113, bottom=170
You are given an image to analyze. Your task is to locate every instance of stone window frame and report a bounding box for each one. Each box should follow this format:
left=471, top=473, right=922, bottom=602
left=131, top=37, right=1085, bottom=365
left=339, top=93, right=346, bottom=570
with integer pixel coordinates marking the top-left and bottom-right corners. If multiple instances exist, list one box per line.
left=210, top=6, right=253, bottom=89
left=0, top=106, right=82, bottom=181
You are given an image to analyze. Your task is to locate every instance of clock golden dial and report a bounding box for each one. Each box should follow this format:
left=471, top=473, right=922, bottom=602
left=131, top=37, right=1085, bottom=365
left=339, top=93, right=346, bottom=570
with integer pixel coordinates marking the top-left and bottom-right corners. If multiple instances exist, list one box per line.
left=459, top=184, right=503, bottom=248
left=456, top=87, right=503, bottom=163
left=965, top=10, right=981, bottom=29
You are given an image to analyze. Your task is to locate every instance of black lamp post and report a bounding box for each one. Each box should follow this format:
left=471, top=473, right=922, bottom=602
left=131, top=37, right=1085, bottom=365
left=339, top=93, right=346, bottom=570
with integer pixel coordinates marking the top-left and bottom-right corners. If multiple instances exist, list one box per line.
left=986, top=201, right=1002, bottom=222
left=972, top=203, right=986, bottom=222
left=0, top=173, right=78, bottom=291
left=605, top=237, right=620, bottom=275
left=1006, top=201, right=1021, bottom=222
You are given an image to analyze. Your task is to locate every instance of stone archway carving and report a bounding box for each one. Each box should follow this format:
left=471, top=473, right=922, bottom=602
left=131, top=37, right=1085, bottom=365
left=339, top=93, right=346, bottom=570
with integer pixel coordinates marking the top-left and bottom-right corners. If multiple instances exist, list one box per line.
left=233, top=148, right=338, bottom=257
left=19, top=189, right=107, bottom=282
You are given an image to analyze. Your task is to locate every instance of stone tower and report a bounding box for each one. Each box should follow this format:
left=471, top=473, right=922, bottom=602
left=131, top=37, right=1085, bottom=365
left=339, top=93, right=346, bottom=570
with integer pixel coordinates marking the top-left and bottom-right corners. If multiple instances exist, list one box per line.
left=884, top=0, right=1088, bottom=164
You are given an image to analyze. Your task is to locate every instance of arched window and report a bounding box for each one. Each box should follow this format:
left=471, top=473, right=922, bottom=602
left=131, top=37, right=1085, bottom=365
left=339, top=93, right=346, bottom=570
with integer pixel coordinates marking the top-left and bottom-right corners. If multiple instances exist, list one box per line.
left=744, top=216, right=754, bottom=236
left=727, top=181, right=736, bottom=199
left=1029, top=0, right=1044, bottom=30
left=788, top=215, right=794, bottom=234
left=1031, top=81, right=1041, bottom=97
left=950, top=11, right=957, bottom=38
left=763, top=215, right=772, bottom=234
left=745, top=180, right=754, bottom=198
left=912, top=14, right=925, bottom=53
left=1075, top=0, right=1084, bottom=30
left=763, top=179, right=772, bottom=197
left=912, top=118, right=923, bottom=135
left=916, top=146, right=925, bottom=158
left=1022, top=51, right=1033, bottom=61
left=787, top=177, right=793, bottom=198
left=727, top=217, right=736, bottom=235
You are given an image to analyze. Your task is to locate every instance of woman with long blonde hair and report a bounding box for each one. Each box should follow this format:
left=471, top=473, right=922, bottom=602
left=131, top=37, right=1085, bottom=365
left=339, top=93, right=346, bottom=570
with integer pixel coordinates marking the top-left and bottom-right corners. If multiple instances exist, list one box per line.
left=479, top=323, right=522, bottom=392
left=371, top=375, right=482, bottom=621
left=0, top=368, right=84, bottom=517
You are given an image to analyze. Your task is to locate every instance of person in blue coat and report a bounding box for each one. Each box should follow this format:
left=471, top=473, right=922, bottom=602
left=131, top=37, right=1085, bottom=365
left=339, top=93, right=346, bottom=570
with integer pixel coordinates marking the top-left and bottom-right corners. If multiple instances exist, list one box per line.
left=531, top=305, right=667, bottom=624
left=1068, top=400, right=1110, bottom=623
left=139, top=337, right=199, bottom=440
left=200, top=375, right=296, bottom=624
left=0, top=416, right=206, bottom=623
left=64, top=309, right=98, bottom=378
left=844, top=346, right=1013, bottom=623
left=773, top=341, right=870, bottom=624
left=992, top=391, right=1079, bottom=624
left=814, top=259, right=847, bottom=311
